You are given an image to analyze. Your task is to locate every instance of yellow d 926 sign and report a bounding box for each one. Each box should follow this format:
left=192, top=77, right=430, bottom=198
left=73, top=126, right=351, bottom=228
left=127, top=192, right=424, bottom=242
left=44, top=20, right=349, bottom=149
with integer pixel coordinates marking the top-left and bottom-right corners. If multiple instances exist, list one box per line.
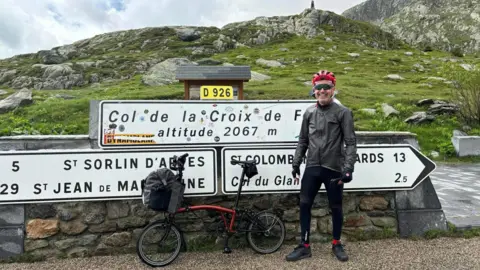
left=200, top=86, right=234, bottom=100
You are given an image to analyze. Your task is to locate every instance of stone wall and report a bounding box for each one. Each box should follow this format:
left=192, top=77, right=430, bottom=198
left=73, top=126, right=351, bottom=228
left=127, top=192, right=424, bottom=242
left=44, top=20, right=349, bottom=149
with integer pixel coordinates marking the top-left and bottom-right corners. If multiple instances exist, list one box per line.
left=23, top=192, right=397, bottom=259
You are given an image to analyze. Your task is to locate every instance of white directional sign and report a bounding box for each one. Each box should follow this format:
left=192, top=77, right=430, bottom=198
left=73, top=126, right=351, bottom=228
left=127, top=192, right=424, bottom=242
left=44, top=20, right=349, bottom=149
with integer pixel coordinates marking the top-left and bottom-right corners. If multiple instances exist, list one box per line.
left=222, top=144, right=437, bottom=194
left=0, top=148, right=217, bottom=204
left=98, top=100, right=315, bottom=148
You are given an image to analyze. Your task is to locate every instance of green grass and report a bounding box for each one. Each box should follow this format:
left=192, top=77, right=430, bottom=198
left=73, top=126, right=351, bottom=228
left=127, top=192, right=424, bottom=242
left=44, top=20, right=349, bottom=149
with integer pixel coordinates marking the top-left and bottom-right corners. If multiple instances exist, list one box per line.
left=424, top=222, right=480, bottom=240
left=0, top=253, right=46, bottom=264
left=0, top=27, right=479, bottom=162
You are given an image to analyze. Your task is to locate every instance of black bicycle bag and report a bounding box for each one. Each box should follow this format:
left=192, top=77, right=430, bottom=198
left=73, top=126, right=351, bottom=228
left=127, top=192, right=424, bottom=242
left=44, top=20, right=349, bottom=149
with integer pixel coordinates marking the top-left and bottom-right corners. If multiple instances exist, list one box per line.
left=141, top=167, right=185, bottom=213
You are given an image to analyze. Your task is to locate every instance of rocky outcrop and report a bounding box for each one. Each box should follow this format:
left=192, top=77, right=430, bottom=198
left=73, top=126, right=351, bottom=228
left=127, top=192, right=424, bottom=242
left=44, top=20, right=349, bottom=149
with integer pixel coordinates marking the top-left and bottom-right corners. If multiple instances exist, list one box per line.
left=222, top=8, right=332, bottom=40
left=342, top=0, right=413, bottom=25
left=255, top=58, right=285, bottom=68
left=0, top=69, right=17, bottom=84
left=223, top=8, right=401, bottom=49
left=141, top=58, right=197, bottom=86
left=0, top=88, right=33, bottom=114
left=403, top=99, right=461, bottom=124
left=405, top=112, right=435, bottom=124
left=175, top=27, right=202, bottom=42
left=342, top=0, right=480, bottom=53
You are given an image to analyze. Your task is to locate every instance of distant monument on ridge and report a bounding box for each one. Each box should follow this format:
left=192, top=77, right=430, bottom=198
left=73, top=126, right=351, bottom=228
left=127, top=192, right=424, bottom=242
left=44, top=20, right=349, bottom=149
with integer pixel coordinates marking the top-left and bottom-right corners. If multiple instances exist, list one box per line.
left=311, top=0, right=315, bottom=9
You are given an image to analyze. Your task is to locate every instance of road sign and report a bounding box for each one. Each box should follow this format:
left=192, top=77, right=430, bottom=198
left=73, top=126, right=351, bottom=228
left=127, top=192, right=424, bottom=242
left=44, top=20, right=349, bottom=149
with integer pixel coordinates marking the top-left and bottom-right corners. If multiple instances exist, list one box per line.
left=98, top=100, right=315, bottom=148
left=221, top=144, right=436, bottom=194
left=200, top=86, right=234, bottom=100
left=0, top=148, right=217, bottom=205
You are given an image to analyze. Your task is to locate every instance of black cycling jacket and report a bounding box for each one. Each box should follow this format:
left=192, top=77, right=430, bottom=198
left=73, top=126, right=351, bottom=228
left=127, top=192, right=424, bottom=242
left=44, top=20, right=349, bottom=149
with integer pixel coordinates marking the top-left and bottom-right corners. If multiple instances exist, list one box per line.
left=292, top=101, right=357, bottom=173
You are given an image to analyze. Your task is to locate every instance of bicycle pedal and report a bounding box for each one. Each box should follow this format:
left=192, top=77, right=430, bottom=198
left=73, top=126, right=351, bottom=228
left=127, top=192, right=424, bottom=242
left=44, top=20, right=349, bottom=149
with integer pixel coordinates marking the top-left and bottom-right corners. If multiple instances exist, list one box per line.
left=223, top=247, right=232, bottom=254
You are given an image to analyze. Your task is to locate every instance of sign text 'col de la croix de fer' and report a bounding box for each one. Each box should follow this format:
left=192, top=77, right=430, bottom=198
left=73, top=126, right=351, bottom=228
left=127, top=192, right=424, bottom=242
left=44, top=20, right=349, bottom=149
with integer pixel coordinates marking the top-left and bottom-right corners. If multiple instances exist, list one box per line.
left=98, top=100, right=315, bottom=148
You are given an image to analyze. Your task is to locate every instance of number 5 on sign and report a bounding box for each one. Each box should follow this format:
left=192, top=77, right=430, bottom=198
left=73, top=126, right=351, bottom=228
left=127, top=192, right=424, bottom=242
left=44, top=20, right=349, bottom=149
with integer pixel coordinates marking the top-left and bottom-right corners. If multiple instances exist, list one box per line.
left=200, top=86, right=233, bottom=100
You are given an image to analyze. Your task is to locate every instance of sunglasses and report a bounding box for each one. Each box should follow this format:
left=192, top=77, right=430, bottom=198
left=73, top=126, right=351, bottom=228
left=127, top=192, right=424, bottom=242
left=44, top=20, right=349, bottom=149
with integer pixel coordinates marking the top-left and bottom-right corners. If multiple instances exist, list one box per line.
left=313, top=84, right=333, bottom=90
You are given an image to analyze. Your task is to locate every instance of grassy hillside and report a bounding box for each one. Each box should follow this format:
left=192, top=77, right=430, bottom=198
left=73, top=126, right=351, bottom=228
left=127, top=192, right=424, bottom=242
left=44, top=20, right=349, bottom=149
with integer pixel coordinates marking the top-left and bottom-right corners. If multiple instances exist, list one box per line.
left=0, top=11, right=479, bottom=162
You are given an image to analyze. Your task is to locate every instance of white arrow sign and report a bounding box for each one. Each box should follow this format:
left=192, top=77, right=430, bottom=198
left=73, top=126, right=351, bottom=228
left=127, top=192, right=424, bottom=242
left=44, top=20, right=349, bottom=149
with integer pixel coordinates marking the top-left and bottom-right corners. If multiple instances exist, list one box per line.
left=0, top=148, right=217, bottom=205
left=98, top=100, right=315, bottom=148
left=221, top=144, right=436, bottom=194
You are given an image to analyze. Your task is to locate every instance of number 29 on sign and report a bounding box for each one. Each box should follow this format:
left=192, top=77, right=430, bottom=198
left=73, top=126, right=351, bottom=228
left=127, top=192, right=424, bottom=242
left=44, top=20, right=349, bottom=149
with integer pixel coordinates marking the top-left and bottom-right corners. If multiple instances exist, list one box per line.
left=200, top=86, right=233, bottom=100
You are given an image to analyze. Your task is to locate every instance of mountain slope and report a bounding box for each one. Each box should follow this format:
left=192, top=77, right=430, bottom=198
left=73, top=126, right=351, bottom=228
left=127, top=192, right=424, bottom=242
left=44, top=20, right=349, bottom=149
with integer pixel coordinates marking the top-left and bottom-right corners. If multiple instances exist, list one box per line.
left=0, top=8, right=403, bottom=91
left=0, top=8, right=479, bottom=162
left=342, top=0, right=480, bottom=53
left=341, top=0, right=412, bottom=24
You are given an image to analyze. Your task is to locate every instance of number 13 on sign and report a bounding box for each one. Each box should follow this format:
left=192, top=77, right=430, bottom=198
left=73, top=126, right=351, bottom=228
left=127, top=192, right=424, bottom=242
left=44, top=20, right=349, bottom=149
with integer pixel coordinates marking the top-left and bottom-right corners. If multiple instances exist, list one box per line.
left=200, top=86, right=233, bottom=100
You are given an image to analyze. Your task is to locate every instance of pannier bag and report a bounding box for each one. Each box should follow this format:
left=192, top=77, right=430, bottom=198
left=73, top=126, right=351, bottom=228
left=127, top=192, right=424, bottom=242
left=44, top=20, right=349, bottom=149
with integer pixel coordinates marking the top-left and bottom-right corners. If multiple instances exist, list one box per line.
left=141, top=167, right=185, bottom=214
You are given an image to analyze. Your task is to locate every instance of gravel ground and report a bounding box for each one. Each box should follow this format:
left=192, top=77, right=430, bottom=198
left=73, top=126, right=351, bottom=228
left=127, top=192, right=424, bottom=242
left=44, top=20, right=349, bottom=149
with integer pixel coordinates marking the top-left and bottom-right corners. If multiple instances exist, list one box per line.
left=2, top=237, right=479, bottom=270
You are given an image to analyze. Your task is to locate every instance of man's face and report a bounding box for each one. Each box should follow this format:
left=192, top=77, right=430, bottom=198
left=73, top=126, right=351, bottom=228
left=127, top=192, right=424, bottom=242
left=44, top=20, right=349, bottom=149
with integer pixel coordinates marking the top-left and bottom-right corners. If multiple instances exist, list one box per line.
left=314, top=80, right=335, bottom=105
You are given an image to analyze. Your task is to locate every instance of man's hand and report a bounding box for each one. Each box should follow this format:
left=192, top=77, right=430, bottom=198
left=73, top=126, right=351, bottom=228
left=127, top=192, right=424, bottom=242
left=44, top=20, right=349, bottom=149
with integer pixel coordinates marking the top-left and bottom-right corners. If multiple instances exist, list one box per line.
left=292, top=166, right=300, bottom=180
left=341, top=170, right=353, bottom=184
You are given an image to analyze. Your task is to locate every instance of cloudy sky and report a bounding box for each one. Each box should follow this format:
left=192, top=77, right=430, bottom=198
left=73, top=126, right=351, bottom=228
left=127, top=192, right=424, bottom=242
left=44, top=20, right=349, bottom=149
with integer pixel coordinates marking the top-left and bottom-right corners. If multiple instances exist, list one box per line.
left=0, top=0, right=365, bottom=60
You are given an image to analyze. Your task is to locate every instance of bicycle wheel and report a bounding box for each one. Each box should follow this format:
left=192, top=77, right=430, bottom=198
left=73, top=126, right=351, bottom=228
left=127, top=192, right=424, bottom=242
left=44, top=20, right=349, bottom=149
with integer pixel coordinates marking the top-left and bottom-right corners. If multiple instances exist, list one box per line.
left=136, top=221, right=183, bottom=267
left=246, top=211, right=286, bottom=254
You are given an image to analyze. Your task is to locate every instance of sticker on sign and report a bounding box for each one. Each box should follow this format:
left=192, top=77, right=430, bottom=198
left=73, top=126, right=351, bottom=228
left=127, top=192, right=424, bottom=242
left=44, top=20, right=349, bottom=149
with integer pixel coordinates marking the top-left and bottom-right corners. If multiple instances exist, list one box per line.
left=221, top=144, right=436, bottom=194
left=98, top=100, right=315, bottom=148
left=0, top=148, right=217, bottom=204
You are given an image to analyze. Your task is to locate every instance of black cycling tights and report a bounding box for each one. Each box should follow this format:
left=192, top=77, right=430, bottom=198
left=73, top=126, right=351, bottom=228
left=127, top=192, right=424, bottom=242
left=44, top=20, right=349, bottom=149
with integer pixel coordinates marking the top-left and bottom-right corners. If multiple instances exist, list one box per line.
left=299, top=166, right=343, bottom=244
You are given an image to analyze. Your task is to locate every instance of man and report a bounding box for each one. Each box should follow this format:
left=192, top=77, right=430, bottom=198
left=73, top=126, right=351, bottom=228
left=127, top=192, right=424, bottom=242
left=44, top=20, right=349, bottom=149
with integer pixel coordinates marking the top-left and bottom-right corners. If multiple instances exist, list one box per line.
left=286, top=70, right=357, bottom=262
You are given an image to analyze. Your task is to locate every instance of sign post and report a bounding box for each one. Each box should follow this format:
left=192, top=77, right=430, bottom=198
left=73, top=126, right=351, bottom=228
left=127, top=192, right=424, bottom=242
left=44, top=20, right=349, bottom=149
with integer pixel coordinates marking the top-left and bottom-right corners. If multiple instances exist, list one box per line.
left=0, top=148, right=217, bottom=204
left=175, top=65, right=251, bottom=100
left=221, top=144, right=437, bottom=194
left=98, top=100, right=315, bottom=148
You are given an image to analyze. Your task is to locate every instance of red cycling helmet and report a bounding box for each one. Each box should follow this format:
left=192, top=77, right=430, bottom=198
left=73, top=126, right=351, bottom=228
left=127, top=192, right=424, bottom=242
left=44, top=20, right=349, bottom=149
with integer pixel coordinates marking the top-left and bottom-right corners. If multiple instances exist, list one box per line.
left=312, top=70, right=336, bottom=86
